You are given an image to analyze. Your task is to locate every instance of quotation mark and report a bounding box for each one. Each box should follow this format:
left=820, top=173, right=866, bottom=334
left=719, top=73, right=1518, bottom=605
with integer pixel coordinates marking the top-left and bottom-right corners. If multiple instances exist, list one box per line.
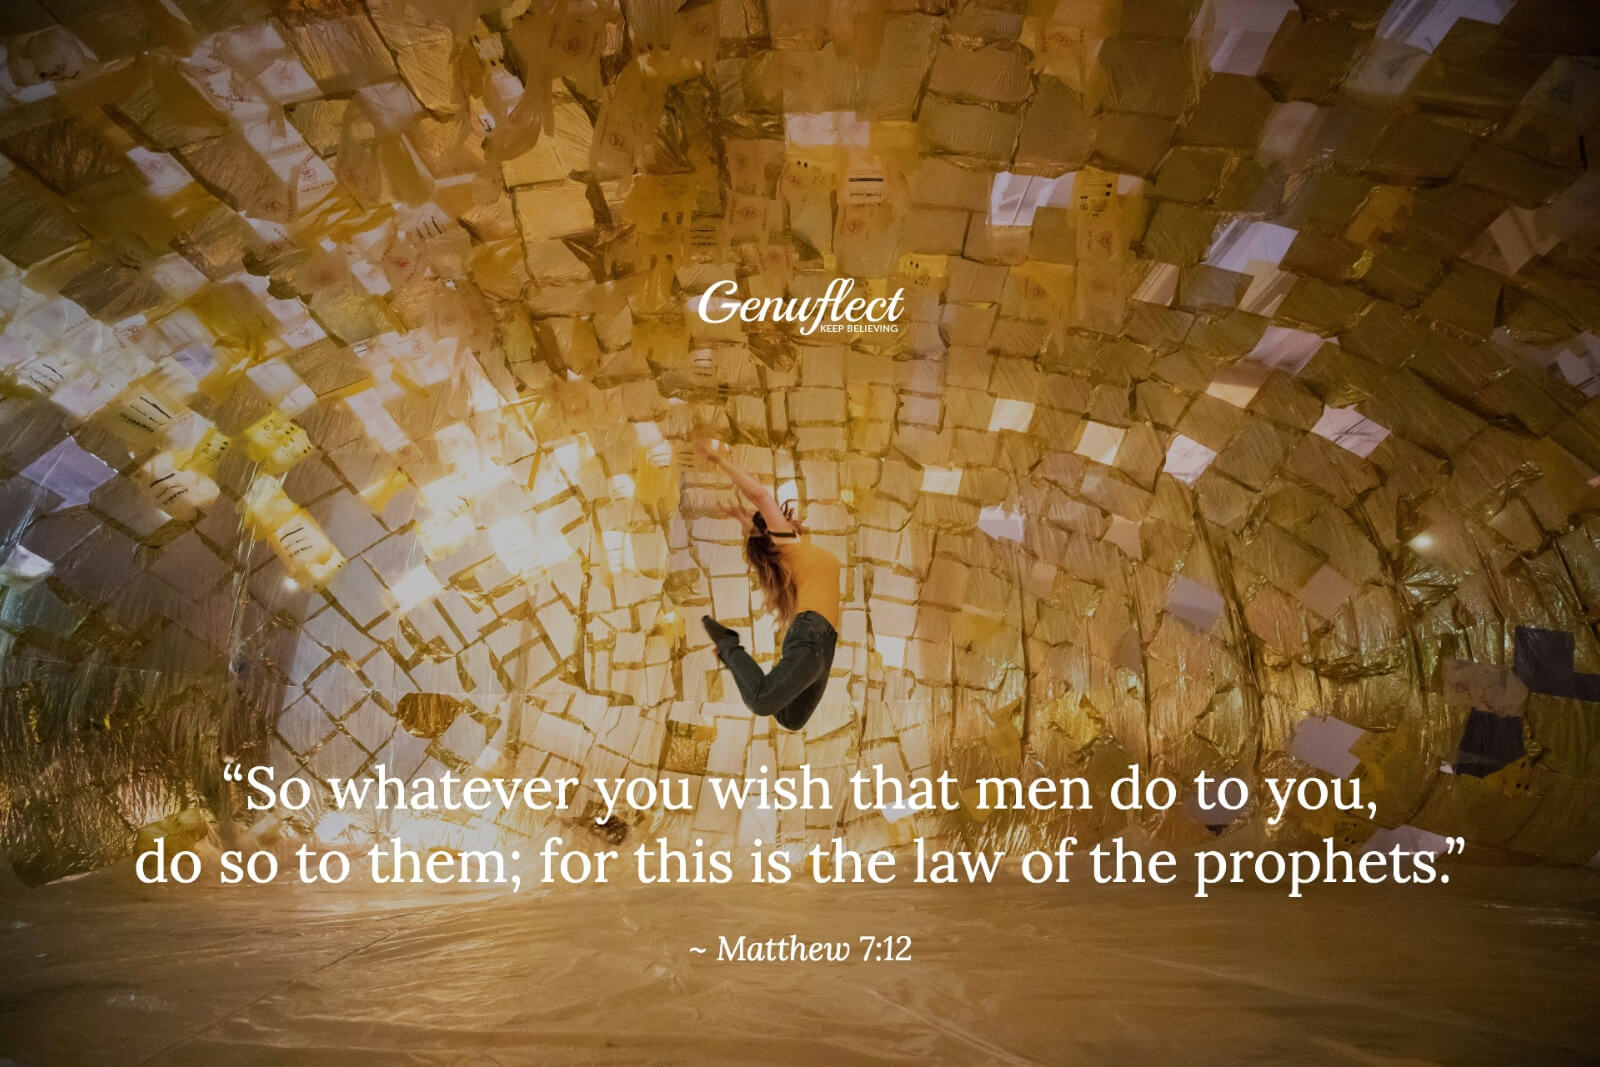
left=1436, top=837, right=1466, bottom=883
left=223, top=761, right=244, bottom=783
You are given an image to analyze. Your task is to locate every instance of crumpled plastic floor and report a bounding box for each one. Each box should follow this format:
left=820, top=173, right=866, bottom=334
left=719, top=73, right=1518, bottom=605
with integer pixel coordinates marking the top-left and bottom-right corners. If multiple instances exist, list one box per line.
left=0, top=863, right=1596, bottom=1064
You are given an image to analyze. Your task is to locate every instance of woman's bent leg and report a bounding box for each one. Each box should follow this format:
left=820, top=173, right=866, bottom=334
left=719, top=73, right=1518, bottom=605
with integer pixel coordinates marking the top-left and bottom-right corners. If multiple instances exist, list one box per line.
left=772, top=671, right=830, bottom=731
left=720, top=640, right=828, bottom=719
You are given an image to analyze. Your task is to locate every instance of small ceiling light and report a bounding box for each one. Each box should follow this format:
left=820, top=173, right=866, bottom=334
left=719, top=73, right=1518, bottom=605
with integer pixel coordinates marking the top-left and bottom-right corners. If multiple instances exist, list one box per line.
left=1410, top=532, right=1435, bottom=551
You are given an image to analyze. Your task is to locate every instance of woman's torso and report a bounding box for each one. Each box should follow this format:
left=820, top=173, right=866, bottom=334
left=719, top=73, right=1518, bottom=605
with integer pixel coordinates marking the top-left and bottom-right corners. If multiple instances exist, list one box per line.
left=771, top=533, right=841, bottom=630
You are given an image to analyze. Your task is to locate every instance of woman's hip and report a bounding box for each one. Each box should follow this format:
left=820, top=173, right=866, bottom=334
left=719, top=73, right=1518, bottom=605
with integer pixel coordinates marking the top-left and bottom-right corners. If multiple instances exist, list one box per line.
left=785, top=611, right=837, bottom=650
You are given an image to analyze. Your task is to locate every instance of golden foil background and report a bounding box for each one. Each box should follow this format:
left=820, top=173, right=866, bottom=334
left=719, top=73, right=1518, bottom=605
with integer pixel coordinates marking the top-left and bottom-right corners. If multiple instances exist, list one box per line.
left=0, top=0, right=1598, bottom=881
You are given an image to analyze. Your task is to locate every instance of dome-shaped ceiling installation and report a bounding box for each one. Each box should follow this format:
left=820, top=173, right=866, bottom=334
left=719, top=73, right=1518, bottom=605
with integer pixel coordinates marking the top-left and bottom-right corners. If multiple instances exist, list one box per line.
left=1, top=0, right=1599, bottom=884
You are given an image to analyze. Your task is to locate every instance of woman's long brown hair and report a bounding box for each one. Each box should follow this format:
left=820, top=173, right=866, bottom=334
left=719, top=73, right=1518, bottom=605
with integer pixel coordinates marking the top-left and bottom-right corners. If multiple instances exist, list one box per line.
left=746, top=503, right=804, bottom=625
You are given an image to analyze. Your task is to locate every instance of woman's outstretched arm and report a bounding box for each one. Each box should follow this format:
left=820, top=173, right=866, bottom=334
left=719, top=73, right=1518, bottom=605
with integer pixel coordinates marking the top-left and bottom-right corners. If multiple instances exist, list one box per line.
left=696, top=440, right=795, bottom=534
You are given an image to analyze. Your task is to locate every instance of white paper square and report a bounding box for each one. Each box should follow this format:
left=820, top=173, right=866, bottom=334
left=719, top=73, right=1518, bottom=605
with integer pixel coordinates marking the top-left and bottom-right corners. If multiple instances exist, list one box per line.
left=784, top=111, right=871, bottom=147
left=978, top=505, right=1025, bottom=543
left=1133, top=262, right=1180, bottom=307
left=1192, top=0, right=1296, bottom=75
left=1288, top=714, right=1365, bottom=777
left=1164, top=435, right=1218, bottom=485
left=1206, top=362, right=1272, bottom=408
left=988, top=171, right=1073, bottom=227
left=1076, top=421, right=1126, bottom=466
left=20, top=437, right=115, bottom=509
left=1205, top=219, right=1298, bottom=273
left=711, top=576, right=749, bottom=621
left=1377, top=0, right=1513, bottom=52
left=1105, top=515, right=1143, bottom=559
left=1297, top=564, right=1359, bottom=619
left=1167, top=576, right=1225, bottom=632
left=921, top=465, right=963, bottom=495
left=988, top=398, right=1036, bottom=432
left=1312, top=405, right=1390, bottom=458
left=1248, top=325, right=1326, bottom=375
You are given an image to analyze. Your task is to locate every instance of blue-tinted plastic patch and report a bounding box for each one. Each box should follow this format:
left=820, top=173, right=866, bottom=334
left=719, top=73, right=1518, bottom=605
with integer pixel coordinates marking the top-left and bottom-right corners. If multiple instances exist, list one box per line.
left=1453, top=708, right=1524, bottom=777
left=1513, top=626, right=1600, bottom=702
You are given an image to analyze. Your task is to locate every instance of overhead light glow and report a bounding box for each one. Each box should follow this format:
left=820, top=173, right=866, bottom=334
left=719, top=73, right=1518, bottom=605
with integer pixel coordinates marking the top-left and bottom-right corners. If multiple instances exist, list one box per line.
left=392, top=565, right=444, bottom=612
left=488, top=516, right=541, bottom=574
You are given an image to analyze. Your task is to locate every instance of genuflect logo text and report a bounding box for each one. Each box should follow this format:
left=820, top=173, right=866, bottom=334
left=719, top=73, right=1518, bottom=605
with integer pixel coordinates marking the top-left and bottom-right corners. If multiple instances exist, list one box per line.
left=696, top=279, right=906, bottom=335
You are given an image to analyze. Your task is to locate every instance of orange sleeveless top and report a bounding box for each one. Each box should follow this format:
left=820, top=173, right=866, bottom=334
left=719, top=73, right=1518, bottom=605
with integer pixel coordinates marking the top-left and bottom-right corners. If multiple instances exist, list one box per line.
left=769, top=531, right=841, bottom=629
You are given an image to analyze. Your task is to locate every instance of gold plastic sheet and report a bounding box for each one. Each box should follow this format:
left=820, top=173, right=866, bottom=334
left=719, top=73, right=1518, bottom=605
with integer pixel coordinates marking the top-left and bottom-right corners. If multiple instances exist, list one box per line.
left=106, top=59, right=233, bottom=151
left=0, top=176, right=85, bottom=266
left=0, top=102, right=131, bottom=196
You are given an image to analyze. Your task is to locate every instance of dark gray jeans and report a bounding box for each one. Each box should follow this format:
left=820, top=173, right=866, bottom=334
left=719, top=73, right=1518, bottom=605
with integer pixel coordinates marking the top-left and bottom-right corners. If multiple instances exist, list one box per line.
left=720, top=611, right=837, bottom=731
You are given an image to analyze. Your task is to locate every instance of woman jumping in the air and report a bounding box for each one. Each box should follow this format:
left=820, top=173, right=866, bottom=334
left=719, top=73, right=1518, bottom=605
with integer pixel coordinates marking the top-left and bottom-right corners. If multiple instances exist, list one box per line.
left=695, top=440, right=841, bottom=732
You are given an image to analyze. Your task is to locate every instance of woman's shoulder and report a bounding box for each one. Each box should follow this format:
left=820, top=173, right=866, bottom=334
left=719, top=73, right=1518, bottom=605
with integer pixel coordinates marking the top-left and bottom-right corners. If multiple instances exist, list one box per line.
left=784, top=535, right=840, bottom=566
